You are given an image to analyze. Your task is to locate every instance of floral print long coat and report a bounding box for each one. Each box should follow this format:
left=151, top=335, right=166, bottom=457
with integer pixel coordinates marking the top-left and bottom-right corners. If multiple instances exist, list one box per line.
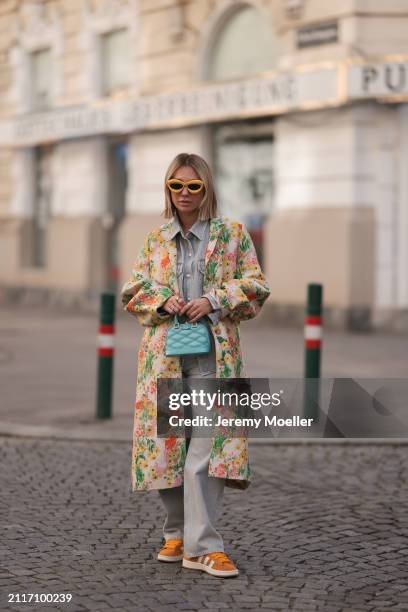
left=120, top=215, right=271, bottom=492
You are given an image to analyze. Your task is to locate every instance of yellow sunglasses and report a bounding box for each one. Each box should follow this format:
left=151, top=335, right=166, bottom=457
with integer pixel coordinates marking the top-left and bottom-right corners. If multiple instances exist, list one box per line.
left=166, top=178, right=205, bottom=194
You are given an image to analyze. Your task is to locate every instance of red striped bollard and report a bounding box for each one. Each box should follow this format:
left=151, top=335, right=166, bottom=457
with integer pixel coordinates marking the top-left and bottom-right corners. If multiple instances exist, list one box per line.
left=303, top=283, right=323, bottom=422
left=96, top=293, right=115, bottom=419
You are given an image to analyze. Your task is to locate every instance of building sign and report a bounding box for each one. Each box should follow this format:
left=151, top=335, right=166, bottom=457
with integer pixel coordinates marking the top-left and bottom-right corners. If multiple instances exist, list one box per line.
left=2, top=58, right=408, bottom=146
left=115, top=65, right=337, bottom=130
left=297, top=21, right=338, bottom=48
left=348, top=60, right=408, bottom=99
left=5, top=67, right=337, bottom=145
left=13, top=106, right=118, bottom=143
left=126, top=74, right=300, bottom=129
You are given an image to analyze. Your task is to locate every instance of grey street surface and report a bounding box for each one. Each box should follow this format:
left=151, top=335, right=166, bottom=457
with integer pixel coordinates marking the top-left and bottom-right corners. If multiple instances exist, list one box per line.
left=1, top=307, right=408, bottom=611
left=1, top=439, right=408, bottom=612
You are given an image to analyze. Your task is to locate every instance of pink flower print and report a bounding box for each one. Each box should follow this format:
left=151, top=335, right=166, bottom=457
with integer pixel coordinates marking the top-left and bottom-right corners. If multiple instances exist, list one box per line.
left=214, top=464, right=227, bottom=477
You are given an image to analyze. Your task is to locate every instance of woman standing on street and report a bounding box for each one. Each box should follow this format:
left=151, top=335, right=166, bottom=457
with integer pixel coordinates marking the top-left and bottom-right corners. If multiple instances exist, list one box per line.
left=121, top=152, right=270, bottom=577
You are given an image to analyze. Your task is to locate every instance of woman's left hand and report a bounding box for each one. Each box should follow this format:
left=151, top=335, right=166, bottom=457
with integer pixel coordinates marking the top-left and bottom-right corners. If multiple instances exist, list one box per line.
left=178, top=297, right=213, bottom=323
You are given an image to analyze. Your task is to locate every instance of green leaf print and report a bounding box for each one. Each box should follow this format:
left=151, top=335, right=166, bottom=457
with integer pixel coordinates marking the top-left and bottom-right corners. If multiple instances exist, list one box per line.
left=213, top=435, right=226, bottom=453
left=179, top=442, right=186, bottom=467
left=142, top=280, right=154, bottom=295
left=141, top=410, right=149, bottom=423
left=144, top=351, right=154, bottom=375
left=220, top=227, right=232, bottom=244
left=136, top=466, right=144, bottom=485
left=207, top=261, right=218, bottom=277
left=222, top=364, right=232, bottom=378
left=159, top=287, right=173, bottom=299
left=174, top=441, right=186, bottom=472
left=240, top=233, right=251, bottom=253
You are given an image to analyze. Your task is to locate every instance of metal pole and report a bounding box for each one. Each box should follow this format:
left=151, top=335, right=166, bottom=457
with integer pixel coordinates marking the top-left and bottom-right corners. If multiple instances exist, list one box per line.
left=303, top=283, right=323, bottom=422
left=96, top=293, right=115, bottom=420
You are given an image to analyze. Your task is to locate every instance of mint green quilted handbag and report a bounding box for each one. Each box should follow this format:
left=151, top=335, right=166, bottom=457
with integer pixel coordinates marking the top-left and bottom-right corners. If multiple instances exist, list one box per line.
left=165, top=314, right=211, bottom=357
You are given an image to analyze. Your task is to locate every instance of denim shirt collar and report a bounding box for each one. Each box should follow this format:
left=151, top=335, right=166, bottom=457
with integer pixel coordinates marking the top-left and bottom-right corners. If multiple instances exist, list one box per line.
left=168, top=210, right=208, bottom=241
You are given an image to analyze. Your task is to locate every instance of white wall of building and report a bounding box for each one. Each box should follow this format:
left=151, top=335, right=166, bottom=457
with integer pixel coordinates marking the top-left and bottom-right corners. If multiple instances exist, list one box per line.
left=397, top=104, right=408, bottom=311
left=126, top=127, right=210, bottom=215
left=11, top=149, right=36, bottom=218
left=53, top=137, right=108, bottom=217
left=12, top=137, right=109, bottom=220
left=273, top=101, right=407, bottom=319
left=275, top=108, right=359, bottom=212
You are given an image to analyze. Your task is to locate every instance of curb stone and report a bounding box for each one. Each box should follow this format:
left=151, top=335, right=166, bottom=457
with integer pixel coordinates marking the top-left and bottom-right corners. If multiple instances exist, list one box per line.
left=0, top=420, right=407, bottom=445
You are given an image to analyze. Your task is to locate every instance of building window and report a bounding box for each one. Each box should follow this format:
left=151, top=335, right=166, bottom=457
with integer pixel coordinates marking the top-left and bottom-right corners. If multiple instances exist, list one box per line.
left=101, top=29, right=130, bottom=95
left=30, top=48, right=53, bottom=111
left=31, top=146, right=53, bottom=267
left=207, top=5, right=280, bottom=81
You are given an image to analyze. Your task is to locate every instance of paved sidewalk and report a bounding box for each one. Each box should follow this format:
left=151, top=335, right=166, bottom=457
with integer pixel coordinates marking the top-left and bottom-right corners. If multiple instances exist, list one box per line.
left=1, top=307, right=407, bottom=441
left=1, top=439, right=408, bottom=611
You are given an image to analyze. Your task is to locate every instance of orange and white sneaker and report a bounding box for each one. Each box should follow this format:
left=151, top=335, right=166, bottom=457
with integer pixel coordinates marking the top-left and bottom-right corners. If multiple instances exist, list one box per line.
left=182, top=552, right=239, bottom=577
left=157, top=539, right=184, bottom=562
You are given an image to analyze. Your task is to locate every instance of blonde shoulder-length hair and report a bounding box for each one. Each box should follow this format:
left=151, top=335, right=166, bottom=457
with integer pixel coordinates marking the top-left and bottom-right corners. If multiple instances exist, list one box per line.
left=162, top=153, right=218, bottom=220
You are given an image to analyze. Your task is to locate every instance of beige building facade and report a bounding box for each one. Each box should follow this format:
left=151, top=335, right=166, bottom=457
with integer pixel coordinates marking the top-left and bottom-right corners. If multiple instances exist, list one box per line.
left=1, top=0, right=408, bottom=331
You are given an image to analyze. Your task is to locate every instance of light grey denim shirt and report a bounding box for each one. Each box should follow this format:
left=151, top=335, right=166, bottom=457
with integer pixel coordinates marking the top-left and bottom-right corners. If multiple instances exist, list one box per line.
left=157, top=212, right=223, bottom=326
left=158, top=213, right=234, bottom=373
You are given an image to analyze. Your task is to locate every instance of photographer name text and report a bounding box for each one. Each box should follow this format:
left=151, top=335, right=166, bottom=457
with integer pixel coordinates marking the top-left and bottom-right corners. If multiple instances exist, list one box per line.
left=169, top=415, right=314, bottom=429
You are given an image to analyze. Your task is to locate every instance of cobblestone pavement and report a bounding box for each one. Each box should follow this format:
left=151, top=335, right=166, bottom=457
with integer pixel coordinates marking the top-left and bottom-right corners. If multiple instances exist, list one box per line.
left=1, top=439, right=408, bottom=612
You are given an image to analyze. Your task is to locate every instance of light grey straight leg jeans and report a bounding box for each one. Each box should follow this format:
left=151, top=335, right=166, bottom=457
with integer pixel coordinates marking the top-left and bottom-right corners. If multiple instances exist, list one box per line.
left=158, top=333, right=225, bottom=557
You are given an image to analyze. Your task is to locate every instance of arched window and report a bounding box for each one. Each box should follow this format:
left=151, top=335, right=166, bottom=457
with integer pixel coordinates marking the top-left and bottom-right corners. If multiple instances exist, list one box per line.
left=207, top=4, right=280, bottom=82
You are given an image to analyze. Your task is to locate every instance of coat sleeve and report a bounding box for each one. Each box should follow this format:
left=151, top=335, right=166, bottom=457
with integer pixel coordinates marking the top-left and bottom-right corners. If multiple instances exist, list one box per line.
left=201, top=291, right=230, bottom=325
left=204, top=223, right=271, bottom=323
left=120, top=234, right=173, bottom=327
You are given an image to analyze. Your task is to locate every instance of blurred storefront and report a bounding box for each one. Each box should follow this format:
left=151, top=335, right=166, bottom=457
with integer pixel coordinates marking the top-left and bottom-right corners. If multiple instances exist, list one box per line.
left=1, top=0, right=408, bottom=331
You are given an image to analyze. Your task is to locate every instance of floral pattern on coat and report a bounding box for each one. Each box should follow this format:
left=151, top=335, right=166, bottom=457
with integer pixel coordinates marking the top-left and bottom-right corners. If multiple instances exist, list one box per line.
left=120, top=215, right=271, bottom=492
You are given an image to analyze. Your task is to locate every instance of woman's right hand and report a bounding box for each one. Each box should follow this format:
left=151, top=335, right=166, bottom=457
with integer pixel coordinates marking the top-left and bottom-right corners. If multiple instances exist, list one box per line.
left=162, top=293, right=186, bottom=314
